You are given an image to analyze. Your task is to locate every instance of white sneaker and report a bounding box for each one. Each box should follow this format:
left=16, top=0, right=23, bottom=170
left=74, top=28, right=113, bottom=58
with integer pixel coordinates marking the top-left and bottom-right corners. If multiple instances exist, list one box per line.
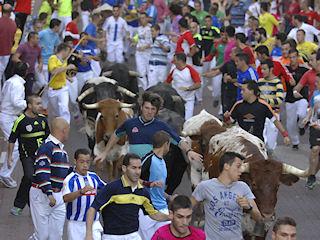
left=0, top=176, right=17, bottom=188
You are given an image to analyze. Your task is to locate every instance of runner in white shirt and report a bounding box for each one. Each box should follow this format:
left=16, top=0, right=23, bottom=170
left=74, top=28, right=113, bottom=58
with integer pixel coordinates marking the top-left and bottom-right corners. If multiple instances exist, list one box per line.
left=134, top=12, right=152, bottom=90
left=63, top=149, right=105, bottom=240
left=165, top=53, right=201, bottom=120
left=0, top=62, right=28, bottom=188
left=103, top=5, right=128, bottom=63
left=287, top=15, right=320, bottom=42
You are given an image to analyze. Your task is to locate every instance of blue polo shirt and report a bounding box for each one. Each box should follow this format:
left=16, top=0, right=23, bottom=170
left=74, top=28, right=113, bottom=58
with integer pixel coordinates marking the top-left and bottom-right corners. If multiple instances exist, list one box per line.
left=141, top=152, right=168, bottom=211
left=39, top=28, right=60, bottom=64
left=91, top=176, right=158, bottom=235
left=75, top=44, right=95, bottom=72
left=115, top=116, right=181, bottom=157
left=237, top=66, right=259, bottom=100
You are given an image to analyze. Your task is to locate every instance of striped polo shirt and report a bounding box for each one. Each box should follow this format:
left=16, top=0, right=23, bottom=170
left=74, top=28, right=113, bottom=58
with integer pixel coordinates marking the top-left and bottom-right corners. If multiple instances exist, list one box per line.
left=149, top=34, right=170, bottom=65
left=62, top=171, right=106, bottom=222
left=33, top=134, right=70, bottom=195
left=258, top=77, right=284, bottom=109
left=91, top=176, right=158, bottom=235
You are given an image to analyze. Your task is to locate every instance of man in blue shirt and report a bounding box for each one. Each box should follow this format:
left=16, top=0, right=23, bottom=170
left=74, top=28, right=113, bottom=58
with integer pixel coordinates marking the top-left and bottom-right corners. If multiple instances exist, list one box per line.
left=94, top=92, right=202, bottom=162
left=139, top=130, right=171, bottom=240
left=234, top=52, right=259, bottom=100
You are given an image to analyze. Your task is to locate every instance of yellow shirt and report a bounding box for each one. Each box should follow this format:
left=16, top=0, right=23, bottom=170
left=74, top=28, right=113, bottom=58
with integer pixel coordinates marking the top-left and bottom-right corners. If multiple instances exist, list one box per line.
left=39, top=1, right=52, bottom=29
left=256, top=37, right=276, bottom=53
left=48, top=55, right=67, bottom=89
left=11, top=28, right=22, bottom=54
left=259, top=13, right=279, bottom=37
left=58, top=0, right=72, bottom=17
left=297, top=41, right=319, bottom=60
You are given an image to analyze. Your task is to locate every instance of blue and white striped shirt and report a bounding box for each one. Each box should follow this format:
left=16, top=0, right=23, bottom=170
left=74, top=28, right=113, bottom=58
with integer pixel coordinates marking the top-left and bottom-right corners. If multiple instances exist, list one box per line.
left=62, top=171, right=106, bottom=222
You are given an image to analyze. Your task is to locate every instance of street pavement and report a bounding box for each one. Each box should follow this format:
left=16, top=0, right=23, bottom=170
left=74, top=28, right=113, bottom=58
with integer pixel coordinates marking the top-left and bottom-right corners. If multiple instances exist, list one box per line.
left=1, top=81, right=320, bottom=239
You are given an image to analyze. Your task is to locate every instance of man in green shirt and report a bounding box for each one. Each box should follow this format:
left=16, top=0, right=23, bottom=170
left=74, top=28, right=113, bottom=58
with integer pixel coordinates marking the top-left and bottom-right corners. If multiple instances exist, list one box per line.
left=191, top=0, right=209, bottom=26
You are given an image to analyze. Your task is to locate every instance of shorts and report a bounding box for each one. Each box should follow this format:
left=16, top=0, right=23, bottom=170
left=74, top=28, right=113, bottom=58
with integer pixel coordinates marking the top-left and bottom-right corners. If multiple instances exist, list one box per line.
left=309, top=126, right=320, bottom=147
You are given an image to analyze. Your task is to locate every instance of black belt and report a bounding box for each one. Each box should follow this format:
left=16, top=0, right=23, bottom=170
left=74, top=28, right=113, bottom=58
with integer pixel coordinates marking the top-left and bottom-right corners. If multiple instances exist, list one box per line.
left=149, top=60, right=167, bottom=66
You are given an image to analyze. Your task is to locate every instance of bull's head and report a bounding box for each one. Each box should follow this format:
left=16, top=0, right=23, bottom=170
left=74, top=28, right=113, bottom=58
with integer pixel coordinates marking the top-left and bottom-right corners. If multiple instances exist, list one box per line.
left=82, top=99, right=134, bottom=143
left=241, top=160, right=308, bottom=220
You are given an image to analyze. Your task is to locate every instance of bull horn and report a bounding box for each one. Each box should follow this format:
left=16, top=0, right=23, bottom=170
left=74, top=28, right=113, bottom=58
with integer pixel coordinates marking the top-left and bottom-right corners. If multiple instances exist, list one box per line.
left=77, top=87, right=95, bottom=102
left=117, top=86, right=137, bottom=98
left=240, top=162, right=249, bottom=173
left=119, top=102, right=135, bottom=108
left=128, top=70, right=141, bottom=77
left=100, top=77, right=117, bottom=85
left=172, top=95, right=182, bottom=102
left=102, top=70, right=112, bottom=77
left=282, top=163, right=309, bottom=177
left=82, top=102, right=100, bottom=109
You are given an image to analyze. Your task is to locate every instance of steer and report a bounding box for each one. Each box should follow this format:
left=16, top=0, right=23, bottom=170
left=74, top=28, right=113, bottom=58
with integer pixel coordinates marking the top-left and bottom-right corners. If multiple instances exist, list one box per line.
left=77, top=77, right=136, bottom=150
left=183, top=110, right=309, bottom=239
left=81, top=98, right=134, bottom=181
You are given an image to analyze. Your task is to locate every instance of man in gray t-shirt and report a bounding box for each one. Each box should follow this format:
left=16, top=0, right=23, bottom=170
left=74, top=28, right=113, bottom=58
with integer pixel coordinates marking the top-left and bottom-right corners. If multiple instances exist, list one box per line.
left=191, top=152, right=262, bottom=240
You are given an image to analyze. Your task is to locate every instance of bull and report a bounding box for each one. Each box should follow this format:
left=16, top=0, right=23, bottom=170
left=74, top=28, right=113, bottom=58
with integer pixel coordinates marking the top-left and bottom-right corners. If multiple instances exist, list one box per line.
left=146, top=83, right=185, bottom=118
left=182, top=110, right=309, bottom=239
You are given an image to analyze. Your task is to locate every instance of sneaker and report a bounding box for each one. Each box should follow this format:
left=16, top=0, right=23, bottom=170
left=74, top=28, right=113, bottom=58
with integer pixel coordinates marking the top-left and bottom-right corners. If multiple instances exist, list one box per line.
left=306, top=175, right=316, bottom=190
left=10, top=207, right=22, bottom=216
left=299, top=127, right=305, bottom=136
left=292, top=145, right=299, bottom=150
left=0, top=176, right=17, bottom=188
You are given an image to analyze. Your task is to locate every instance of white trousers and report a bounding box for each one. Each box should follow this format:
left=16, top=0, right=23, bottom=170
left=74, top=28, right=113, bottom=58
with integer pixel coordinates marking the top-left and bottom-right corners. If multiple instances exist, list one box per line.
left=29, top=187, right=66, bottom=240
left=138, top=209, right=170, bottom=240
left=147, top=64, right=167, bottom=88
left=285, top=99, right=308, bottom=145
left=67, top=220, right=103, bottom=240
left=212, top=74, right=222, bottom=99
left=35, top=64, right=49, bottom=109
left=107, top=42, right=124, bottom=63
left=102, top=231, right=141, bottom=240
left=135, top=51, right=151, bottom=90
left=185, top=98, right=195, bottom=120
left=193, top=65, right=203, bottom=102
left=263, top=115, right=279, bottom=151
left=91, top=49, right=101, bottom=77
left=0, top=55, right=10, bottom=103
left=48, top=86, right=70, bottom=124
left=0, top=113, right=19, bottom=178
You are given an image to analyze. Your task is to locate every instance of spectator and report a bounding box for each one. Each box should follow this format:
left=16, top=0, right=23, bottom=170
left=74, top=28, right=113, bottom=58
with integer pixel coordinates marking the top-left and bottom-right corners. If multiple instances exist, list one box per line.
left=152, top=195, right=206, bottom=239
left=246, top=16, right=259, bottom=47
left=29, top=117, right=70, bottom=240
left=154, top=0, right=169, bottom=31
left=226, top=0, right=247, bottom=33
left=166, top=52, right=201, bottom=120
left=272, top=217, right=297, bottom=240
left=57, top=0, right=73, bottom=28
left=235, top=32, right=255, bottom=66
left=255, top=27, right=275, bottom=53
left=279, top=40, right=304, bottom=66
left=299, top=0, right=320, bottom=26
left=223, top=25, right=236, bottom=62
left=147, top=24, right=170, bottom=88
left=209, top=2, right=224, bottom=28
left=38, top=0, right=54, bottom=29
left=62, top=148, right=105, bottom=240
left=191, top=151, right=262, bottom=240
left=271, top=32, right=287, bottom=59
left=191, top=0, right=208, bottom=26
left=12, top=32, right=42, bottom=96
left=0, top=62, right=28, bottom=188
left=85, top=153, right=170, bottom=240
left=145, top=0, right=158, bottom=26
left=9, top=95, right=50, bottom=216
left=0, top=3, right=16, bottom=92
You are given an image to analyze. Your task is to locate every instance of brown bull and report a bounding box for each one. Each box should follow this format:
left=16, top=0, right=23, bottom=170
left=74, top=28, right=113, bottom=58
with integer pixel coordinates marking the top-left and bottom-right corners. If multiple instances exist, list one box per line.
left=82, top=98, right=134, bottom=181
